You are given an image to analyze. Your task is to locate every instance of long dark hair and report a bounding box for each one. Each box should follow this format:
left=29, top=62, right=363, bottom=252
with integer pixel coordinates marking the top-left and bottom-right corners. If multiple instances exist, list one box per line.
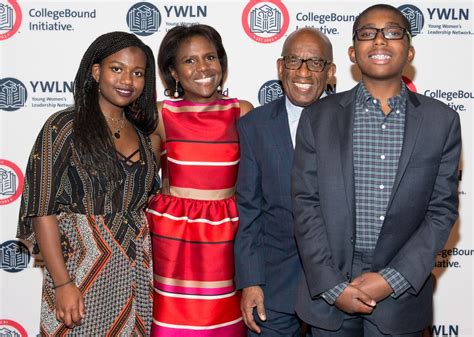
left=157, top=24, right=228, bottom=97
left=73, top=31, right=157, bottom=180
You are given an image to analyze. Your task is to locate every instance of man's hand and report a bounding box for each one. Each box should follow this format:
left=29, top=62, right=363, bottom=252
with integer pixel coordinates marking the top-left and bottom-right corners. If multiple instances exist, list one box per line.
left=350, top=272, right=393, bottom=302
left=55, top=283, right=85, bottom=329
left=334, top=284, right=376, bottom=314
left=241, top=286, right=266, bottom=333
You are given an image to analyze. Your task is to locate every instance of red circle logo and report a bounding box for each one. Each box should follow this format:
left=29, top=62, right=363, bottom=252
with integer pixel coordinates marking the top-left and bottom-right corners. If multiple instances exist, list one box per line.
left=0, top=1, right=22, bottom=41
left=242, top=0, right=289, bottom=44
left=0, top=319, right=28, bottom=337
left=0, top=159, right=24, bottom=205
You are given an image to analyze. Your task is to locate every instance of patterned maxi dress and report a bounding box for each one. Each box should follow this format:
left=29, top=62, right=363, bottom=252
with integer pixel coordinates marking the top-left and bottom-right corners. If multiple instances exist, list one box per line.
left=17, top=108, right=158, bottom=336
left=146, top=98, right=246, bottom=336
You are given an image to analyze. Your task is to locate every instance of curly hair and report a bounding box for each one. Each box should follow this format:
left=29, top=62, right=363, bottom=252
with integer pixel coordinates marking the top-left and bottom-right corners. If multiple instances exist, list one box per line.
left=73, top=31, right=157, bottom=180
left=157, top=24, right=228, bottom=97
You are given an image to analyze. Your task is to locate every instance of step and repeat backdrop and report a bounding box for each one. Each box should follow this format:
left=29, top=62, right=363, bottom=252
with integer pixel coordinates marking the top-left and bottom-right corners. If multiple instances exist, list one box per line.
left=1, top=0, right=473, bottom=336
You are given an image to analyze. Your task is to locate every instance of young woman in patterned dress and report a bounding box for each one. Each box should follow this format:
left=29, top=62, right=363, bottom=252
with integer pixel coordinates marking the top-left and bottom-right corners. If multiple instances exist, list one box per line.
left=146, top=24, right=253, bottom=336
left=17, top=32, right=159, bottom=336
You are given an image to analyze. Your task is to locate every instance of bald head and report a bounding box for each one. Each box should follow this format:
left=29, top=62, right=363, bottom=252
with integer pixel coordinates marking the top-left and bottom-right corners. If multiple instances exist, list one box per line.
left=282, top=28, right=333, bottom=62
left=277, top=27, right=336, bottom=107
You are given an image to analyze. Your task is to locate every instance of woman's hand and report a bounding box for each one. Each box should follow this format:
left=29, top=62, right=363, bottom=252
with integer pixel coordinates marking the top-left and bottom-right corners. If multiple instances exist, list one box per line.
left=55, top=282, right=85, bottom=328
left=33, top=215, right=85, bottom=328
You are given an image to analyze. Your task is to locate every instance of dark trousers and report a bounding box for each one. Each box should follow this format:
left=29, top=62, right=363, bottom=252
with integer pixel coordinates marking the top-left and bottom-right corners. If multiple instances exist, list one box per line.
left=311, top=252, right=422, bottom=337
left=311, top=317, right=421, bottom=337
left=248, top=307, right=301, bottom=337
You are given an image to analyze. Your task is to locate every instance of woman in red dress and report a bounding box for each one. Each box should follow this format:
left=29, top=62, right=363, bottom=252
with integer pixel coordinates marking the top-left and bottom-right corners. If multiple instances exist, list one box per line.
left=146, top=25, right=253, bottom=336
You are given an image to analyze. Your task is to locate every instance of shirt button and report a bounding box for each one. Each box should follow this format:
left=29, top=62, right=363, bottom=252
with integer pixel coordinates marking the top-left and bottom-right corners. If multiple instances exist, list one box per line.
left=380, top=215, right=385, bottom=221
left=379, top=184, right=385, bottom=190
left=381, top=124, right=386, bottom=129
left=365, top=108, right=369, bottom=113
left=381, top=155, right=386, bottom=160
left=396, top=109, right=400, bottom=114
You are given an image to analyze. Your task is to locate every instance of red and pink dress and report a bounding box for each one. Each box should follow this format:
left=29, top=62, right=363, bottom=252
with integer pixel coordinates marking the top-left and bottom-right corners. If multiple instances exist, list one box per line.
left=146, top=97, right=245, bottom=337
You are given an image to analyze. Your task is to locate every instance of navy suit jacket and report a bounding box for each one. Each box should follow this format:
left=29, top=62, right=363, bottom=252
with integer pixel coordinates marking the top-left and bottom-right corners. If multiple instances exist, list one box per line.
left=235, top=96, right=302, bottom=313
left=291, top=84, right=461, bottom=334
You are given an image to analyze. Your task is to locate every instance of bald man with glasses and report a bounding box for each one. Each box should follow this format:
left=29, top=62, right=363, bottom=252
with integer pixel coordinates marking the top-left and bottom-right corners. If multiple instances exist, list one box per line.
left=234, top=27, right=335, bottom=336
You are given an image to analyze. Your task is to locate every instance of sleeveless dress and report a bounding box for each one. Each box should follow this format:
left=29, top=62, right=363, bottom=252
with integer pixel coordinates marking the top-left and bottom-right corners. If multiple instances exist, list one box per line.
left=146, top=98, right=245, bottom=337
left=17, top=108, right=158, bottom=336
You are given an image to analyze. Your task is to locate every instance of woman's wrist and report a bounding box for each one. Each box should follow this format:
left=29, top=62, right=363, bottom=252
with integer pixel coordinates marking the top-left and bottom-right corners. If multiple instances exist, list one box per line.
left=53, top=279, right=73, bottom=289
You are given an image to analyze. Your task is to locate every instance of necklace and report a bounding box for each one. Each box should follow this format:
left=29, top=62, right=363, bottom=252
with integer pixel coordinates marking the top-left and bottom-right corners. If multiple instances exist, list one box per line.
left=103, top=112, right=125, bottom=139
left=113, top=118, right=125, bottom=139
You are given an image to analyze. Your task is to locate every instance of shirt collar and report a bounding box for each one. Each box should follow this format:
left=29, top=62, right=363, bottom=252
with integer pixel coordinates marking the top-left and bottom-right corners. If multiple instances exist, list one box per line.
left=285, top=96, right=304, bottom=122
left=356, top=81, right=408, bottom=111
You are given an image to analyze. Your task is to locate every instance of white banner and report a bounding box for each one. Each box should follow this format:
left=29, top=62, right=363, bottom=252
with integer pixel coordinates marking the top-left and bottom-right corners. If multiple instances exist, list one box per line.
left=1, top=1, right=472, bottom=336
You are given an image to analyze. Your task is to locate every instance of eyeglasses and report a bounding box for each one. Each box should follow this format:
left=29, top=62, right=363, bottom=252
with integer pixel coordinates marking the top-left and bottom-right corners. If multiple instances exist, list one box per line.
left=281, top=56, right=331, bottom=72
left=353, top=26, right=410, bottom=41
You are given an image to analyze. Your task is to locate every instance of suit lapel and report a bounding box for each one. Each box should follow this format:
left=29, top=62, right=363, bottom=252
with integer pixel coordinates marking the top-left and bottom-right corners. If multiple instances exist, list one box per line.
left=337, top=88, right=358, bottom=224
left=386, top=91, right=423, bottom=211
left=270, top=97, right=294, bottom=164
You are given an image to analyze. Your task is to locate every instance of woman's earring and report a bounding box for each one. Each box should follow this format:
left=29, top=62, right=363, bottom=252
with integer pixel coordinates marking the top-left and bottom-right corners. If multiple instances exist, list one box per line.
left=217, top=85, right=222, bottom=93
left=174, top=80, right=180, bottom=98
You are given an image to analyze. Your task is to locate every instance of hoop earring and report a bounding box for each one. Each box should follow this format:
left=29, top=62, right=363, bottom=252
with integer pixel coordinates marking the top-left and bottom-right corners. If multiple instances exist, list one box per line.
left=174, top=80, right=180, bottom=98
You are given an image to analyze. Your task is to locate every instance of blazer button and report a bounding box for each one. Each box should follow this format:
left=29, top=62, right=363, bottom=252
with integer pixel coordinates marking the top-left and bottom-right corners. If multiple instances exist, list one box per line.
left=350, top=237, right=354, bottom=245
left=346, top=272, right=350, bottom=280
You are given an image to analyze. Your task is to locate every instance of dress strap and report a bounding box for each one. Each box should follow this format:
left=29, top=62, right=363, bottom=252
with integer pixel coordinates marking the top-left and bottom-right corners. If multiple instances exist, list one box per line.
left=236, top=99, right=242, bottom=121
left=161, top=100, right=172, bottom=195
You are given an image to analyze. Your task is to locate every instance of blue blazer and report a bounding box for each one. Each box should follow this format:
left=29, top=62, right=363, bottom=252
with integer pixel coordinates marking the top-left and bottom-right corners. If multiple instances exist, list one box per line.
left=235, top=96, right=302, bottom=313
left=292, top=84, right=461, bottom=334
